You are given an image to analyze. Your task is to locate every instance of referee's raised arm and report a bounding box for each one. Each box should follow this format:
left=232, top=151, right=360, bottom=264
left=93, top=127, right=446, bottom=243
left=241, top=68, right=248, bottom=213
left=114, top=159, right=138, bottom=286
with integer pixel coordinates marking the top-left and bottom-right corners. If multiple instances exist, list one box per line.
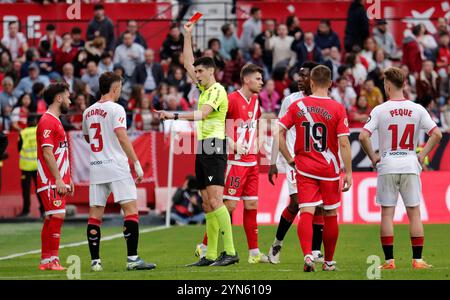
left=183, top=22, right=197, bottom=84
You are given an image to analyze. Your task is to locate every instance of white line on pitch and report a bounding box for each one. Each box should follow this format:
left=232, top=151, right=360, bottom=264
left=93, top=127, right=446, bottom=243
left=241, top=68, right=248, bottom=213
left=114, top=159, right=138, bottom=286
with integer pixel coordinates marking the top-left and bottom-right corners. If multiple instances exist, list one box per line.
left=0, top=225, right=169, bottom=261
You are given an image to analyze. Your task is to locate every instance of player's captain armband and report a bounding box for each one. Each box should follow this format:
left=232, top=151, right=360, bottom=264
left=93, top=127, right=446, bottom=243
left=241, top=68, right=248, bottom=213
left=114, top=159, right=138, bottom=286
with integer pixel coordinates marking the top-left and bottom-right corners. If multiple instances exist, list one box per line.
left=189, top=12, right=203, bottom=24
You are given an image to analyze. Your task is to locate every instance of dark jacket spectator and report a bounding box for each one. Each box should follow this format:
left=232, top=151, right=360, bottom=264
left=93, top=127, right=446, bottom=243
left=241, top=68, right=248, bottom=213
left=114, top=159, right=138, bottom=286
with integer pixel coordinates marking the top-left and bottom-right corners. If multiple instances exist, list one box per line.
left=315, top=19, right=341, bottom=51
left=132, top=49, right=164, bottom=93
left=344, top=0, right=369, bottom=52
left=116, top=20, right=148, bottom=49
left=160, top=25, right=184, bottom=64
left=86, top=4, right=115, bottom=51
left=291, top=32, right=323, bottom=67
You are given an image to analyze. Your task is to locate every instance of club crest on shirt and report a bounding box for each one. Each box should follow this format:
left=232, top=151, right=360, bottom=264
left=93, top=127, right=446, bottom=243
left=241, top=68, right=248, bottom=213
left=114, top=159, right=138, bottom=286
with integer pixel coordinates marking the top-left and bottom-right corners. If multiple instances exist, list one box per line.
left=43, top=130, right=51, bottom=138
left=248, top=111, right=253, bottom=118
left=53, top=200, right=62, bottom=207
left=228, top=188, right=236, bottom=195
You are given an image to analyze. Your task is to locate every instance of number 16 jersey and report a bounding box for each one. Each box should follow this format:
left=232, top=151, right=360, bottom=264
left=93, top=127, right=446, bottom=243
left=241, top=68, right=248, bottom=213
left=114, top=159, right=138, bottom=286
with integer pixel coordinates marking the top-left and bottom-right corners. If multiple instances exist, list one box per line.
left=279, top=96, right=349, bottom=181
left=82, top=100, right=132, bottom=184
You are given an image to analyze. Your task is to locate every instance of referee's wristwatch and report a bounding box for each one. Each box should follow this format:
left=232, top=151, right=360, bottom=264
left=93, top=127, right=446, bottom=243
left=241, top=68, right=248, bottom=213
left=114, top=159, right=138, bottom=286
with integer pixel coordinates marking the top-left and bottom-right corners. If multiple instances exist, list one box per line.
left=174, top=113, right=179, bottom=120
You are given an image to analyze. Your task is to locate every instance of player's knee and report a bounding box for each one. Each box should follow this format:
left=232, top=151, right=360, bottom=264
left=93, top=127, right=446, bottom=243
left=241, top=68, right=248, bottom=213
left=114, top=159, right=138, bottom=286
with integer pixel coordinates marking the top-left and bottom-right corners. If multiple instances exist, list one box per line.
left=323, top=208, right=337, bottom=216
left=225, top=200, right=237, bottom=213
left=315, top=206, right=324, bottom=215
left=244, top=200, right=258, bottom=210
left=52, top=213, right=65, bottom=220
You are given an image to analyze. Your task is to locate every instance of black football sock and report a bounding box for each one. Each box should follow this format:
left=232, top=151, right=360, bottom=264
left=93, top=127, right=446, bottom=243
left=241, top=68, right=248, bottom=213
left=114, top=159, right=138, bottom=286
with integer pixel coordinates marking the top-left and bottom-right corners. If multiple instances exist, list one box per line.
left=124, top=214, right=139, bottom=257
left=87, top=218, right=102, bottom=260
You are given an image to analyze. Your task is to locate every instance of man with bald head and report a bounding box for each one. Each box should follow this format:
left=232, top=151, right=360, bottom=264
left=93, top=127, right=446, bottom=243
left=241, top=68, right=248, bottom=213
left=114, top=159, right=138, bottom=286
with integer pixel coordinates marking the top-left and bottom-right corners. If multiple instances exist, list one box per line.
left=132, top=48, right=164, bottom=93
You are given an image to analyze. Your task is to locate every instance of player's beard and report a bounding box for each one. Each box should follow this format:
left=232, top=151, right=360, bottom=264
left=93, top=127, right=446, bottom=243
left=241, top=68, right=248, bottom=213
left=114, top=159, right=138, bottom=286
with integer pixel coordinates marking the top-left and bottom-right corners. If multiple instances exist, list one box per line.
left=60, top=103, right=70, bottom=114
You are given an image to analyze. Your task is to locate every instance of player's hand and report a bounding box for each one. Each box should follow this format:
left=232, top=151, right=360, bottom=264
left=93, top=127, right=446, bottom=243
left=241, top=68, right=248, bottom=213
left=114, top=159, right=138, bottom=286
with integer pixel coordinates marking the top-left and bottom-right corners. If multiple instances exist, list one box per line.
left=342, top=173, right=352, bottom=192
left=69, top=180, right=75, bottom=197
left=268, top=164, right=278, bottom=186
left=134, top=161, right=144, bottom=184
left=417, top=152, right=426, bottom=165
left=184, top=22, right=194, bottom=34
left=236, top=142, right=248, bottom=155
left=56, top=178, right=67, bottom=196
left=371, top=154, right=381, bottom=169
left=287, top=158, right=296, bottom=169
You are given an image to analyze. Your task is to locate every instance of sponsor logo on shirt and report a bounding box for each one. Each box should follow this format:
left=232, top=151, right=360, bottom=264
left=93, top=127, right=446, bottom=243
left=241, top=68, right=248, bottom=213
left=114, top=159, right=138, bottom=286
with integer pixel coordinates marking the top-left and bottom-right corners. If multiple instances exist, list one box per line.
left=53, top=200, right=62, bottom=207
left=90, top=159, right=114, bottom=166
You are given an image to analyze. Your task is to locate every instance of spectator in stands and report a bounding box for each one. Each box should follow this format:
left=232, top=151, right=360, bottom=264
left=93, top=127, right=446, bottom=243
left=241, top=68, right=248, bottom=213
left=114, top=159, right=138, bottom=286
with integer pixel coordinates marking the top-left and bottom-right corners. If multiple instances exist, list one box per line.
left=286, top=15, right=303, bottom=38
left=273, top=66, right=290, bottom=98
left=402, top=24, right=424, bottom=75
left=113, top=63, right=132, bottom=105
left=219, top=23, right=239, bottom=61
left=222, top=48, right=245, bottom=90
left=240, top=6, right=262, bottom=59
left=360, top=79, right=383, bottom=109
left=167, top=66, right=188, bottom=92
left=323, top=46, right=341, bottom=80
left=0, top=50, right=13, bottom=77
left=436, top=31, right=450, bottom=78
left=113, top=31, right=145, bottom=79
left=207, top=38, right=226, bottom=71
left=31, top=82, right=47, bottom=114
left=86, top=4, right=115, bottom=51
left=39, top=24, right=62, bottom=53
left=425, top=99, right=442, bottom=128
left=132, top=49, right=164, bottom=94
left=266, top=24, right=296, bottom=69
left=344, top=0, right=369, bottom=52
left=361, top=37, right=377, bottom=72
left=55, top=33, right=78, bottom=74
left=68, top=93, right=87, bottom=130
left=170, top=175, right=204, bottom=226
left=160, top=24, right=184, bottom=68
left=260, top=79, right=280, bottom=113
left=19, top=48, right=38, bottom=79
left=416, top=60, right=440, bottom=105
left=61, top=62, right=83, bottom=97
left=1, top=21, right=28, bottom=61
left=249, top=43, right=270, bottom=80
left=418, top=24, right=439, bottom=61
left=97, top=52, right=114, bottom=74
left=81, top=61, right=100, bottom=98
left=70, top=27, right=85, bottom=50
left=0, top=77, right=16, bottom=117
left=117, top=20, right=147, bottom=49
left=314, top=19, right=341, bottom=55
left=13, top=63, right=50, bottom=99
left=133, top=96, right=159, bottom=131
left=254, top=19, right=275, bottom=73
left=168, top=85, right=190, bottom=111
left=127, top=84, right=145, bottom=112
left=291, top=31, right=323, bottom=68
left=330, top=77, right=357, bottom=109
left=73, top=48, right=89, bottom=78
left=17, top=115, right=44, bottom=218
left=85, top=36, right=107, bottom=64
left=373, top=48, right=392, bottom=71
left=345, top=52, right=367, bottom=88
left=11, top=93, right=32, bottom=131
left=348, top=95, right=371, bottom=128
left=440, top=65, right=450, bottom=104
left=152, top=82, right=169, bottom=110
left=434, top=17, right=449, bottom=43
left=372, top=19, right=398, bottom=59
left=37, top=40, right=60, bottom=81
left=441, top=96, right=450, bottom=132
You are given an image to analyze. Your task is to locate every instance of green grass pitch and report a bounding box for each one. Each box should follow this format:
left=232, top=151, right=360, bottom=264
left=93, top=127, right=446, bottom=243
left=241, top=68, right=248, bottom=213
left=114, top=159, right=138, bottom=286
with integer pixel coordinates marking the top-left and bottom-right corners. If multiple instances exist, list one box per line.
left=0, top=223, right=448, bottom=280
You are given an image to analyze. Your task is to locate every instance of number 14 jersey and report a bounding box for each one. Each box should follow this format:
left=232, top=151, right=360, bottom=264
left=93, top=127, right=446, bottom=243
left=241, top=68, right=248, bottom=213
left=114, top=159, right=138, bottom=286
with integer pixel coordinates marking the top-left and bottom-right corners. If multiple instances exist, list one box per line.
left=279, top=96, right=349, bottom=180
left=82, top=100, right=132, bottom=184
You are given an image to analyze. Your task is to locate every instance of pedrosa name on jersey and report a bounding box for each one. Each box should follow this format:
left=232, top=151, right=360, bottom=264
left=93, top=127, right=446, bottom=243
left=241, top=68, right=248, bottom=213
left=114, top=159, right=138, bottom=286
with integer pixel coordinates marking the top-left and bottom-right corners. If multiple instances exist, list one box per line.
left=85, top=108, right=108, bottom=119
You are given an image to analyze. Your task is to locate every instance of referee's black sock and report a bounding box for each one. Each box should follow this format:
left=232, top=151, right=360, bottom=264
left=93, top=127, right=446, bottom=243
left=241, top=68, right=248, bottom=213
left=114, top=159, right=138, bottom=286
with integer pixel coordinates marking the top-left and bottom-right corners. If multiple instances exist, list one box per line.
left=87, top=218, right=102, bottom=260
left=124, top=214, right=139, bottom=257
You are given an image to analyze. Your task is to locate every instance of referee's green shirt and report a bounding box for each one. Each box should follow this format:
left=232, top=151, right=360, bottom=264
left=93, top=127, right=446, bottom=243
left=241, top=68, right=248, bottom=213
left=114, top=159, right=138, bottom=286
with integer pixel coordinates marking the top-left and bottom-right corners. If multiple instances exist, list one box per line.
left=196, top=82, right=228, bottom=140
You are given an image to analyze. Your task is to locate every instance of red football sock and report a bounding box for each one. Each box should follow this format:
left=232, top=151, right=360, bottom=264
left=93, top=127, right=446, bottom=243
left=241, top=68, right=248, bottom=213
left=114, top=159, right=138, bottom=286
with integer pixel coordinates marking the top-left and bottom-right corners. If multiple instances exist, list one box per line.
left=323, top=215, right=339, bottom=262
left=244, top=209, right=258, bottom=250
left=281, top=207, right=297, bottom=223
left=48, top=217, right=64, bottom=258
left=41, top=218, right=51, bottom=260
left=313, top=214, right=324, bottom=225
left=297, top=212, right=314, bottom=256
left=202, top=232, right=208, bottom=246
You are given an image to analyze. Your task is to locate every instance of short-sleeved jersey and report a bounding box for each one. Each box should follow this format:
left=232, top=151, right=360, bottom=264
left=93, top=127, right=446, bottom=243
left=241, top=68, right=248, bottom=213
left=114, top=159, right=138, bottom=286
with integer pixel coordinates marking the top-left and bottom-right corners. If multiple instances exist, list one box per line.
left=363, top=99, right=438, bottom=175
left=36, top=112, right=71, bottom=193
left=82, top=101, right=132, bottom=184
left=196, top=82, right=228, bottom=140
left=279, top=96, right=350, bottom=180
left=278, top=91, right=305, bottom=158
left=226, top=90, right=261, bottom=166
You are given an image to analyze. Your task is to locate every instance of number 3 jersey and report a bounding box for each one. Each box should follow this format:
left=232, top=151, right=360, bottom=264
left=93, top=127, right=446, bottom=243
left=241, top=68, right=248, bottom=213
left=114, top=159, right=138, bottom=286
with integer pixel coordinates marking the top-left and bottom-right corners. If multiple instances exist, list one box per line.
left=82, top=101, right=132, bottom=184
left=363, top=99, right=437, bottom=175
left=279, top=96, right=349, bottom=180
left=36, top=112, right=71, bottom=193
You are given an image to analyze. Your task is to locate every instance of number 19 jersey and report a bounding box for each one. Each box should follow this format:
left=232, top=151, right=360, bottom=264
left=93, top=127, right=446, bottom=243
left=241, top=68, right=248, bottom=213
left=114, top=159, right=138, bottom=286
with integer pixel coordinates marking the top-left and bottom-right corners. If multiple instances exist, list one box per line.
left=363, top=99, right=437, bottom=175
left=279, top=96, right=349, bottom=180
left=82, top=101, right=132, bottom=184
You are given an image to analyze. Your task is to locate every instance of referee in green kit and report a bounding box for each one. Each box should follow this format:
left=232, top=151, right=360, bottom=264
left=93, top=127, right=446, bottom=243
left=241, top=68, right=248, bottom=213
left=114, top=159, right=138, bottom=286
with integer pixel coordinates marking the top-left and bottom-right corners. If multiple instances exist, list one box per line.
left=156, top=21, right=238, bottom=267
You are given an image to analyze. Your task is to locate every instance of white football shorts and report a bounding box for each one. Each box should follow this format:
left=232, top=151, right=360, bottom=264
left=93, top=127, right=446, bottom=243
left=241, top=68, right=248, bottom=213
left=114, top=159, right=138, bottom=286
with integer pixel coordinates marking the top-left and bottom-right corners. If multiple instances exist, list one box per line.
left=376, top=174, right=422, bottom=207
left=89, top=177, right=137, bottom=207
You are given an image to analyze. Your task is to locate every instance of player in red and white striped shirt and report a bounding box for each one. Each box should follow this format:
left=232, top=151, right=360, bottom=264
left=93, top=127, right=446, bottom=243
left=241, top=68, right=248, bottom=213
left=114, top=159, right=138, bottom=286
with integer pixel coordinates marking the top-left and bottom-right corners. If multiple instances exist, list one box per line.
left=37, top=82, right=74, bottom=271
left=278, top=65, right=352, bottom=272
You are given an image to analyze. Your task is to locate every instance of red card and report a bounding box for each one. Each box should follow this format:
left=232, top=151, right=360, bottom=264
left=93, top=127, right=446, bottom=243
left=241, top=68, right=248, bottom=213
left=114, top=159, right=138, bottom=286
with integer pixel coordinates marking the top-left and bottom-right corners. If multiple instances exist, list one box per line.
left=188, top=12, right=203, bottom=24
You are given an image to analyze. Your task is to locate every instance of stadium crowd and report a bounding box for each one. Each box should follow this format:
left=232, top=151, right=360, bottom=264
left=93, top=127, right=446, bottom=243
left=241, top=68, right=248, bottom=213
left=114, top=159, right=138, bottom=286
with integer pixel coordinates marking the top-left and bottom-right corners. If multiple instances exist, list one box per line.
left=1, top=1, right=450, bottom=134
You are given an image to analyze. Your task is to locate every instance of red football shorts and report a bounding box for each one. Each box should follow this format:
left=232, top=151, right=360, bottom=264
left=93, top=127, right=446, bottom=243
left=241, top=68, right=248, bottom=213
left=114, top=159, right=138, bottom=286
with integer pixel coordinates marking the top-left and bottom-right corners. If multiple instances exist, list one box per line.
left=296, top=173, right=341, bottom=210
left=223, top=164, right=259, bottom=201
left=39, top=188, right=66, bottom=216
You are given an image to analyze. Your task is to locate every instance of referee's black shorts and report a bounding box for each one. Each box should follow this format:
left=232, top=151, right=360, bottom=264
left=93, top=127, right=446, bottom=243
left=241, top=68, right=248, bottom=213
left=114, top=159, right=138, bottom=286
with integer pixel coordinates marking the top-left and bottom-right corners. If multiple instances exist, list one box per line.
left=195, top=138, right=227, bottom=190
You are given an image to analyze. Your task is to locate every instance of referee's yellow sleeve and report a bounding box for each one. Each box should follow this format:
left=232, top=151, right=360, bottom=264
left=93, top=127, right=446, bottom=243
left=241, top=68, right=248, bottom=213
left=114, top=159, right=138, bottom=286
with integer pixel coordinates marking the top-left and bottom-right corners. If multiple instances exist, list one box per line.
left=203, top=87, right=225, bottom=111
